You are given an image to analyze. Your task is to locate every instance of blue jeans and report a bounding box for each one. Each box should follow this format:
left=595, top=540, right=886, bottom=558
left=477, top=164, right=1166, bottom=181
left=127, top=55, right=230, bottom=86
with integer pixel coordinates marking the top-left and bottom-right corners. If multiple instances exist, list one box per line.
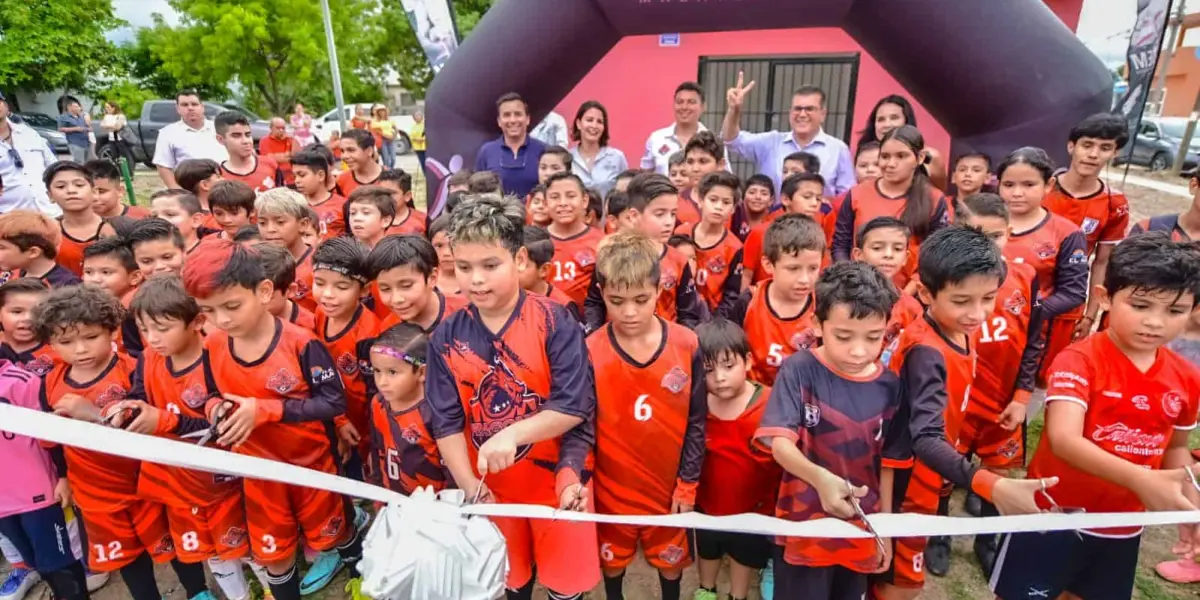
left=380, top=140, right=395, bottom=169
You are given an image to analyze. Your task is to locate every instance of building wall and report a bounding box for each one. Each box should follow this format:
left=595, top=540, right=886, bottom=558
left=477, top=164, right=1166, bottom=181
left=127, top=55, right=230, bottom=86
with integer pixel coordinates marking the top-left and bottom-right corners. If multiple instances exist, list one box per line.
left=1160, top=46, right=1200, bottom=117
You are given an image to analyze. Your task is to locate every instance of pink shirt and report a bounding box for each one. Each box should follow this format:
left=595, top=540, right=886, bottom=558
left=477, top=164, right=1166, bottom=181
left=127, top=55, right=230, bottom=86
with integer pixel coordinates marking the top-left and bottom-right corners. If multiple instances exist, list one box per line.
left=0, top=361, right=58, bottom=518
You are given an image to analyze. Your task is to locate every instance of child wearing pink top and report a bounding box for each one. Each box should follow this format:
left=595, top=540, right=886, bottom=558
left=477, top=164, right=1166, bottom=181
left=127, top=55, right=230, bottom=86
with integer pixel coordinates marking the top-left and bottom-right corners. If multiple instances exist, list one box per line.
left=0, top=360, right=90, bottom=599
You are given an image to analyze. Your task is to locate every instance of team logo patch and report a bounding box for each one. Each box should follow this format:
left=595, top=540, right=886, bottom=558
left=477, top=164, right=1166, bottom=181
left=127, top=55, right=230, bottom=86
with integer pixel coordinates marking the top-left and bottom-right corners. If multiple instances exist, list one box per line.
left=662, top=270, right=678, bottom=291
left=267, top=369, right=300, bottom=394
left=1004, top=291, right=1027, bottom=316
left=95, top=384, right=128, bottom=408
left=790, top=328, right=817, bottom=351
left=1163, top=391, right=1184, bottom=419
left=1067, top=248, right=1087, bottom=265
left=150, top=535, right=175, bottom=556
left=803, top=402, right=821, bottom=427
left=661, top=367, right=689, bottom=394
left=320, top=515, right=345, bottom=538
left=658, top=144, right=672, bottom=156
left=24, top=356, right=54, bottom=377
left=467, top=357, right=544, bottom=459
left=659, top=544, right=686, bottom=566
left=1080, top=217, right=1099, bottom=235
left=1132, top=394, right=1150, bottom=411
left=707, top=256, right=727, bottom=275
left=181, top=383, right=208, bottom=409
left=309, top=366, right=338, bottom=385
left=221, top=526, right=248, bottom=548
left=1034, top=242, right=1056, bottom=260
left=401, top=425, right=422, bottom=444
left=336, top=352, right=358, bottom=376
left=575, top=250, right=595, bottom=267
left=997, top=439, right=1021, bottom=460
left=1115, top=203, right=1129, bottom=217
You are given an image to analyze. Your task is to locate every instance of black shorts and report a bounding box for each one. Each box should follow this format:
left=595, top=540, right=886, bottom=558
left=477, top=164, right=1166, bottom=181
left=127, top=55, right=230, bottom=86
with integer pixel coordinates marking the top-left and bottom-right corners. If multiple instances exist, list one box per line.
left=771, top=546, right=867, bottom=600
left=0, top=504, right=76, bottom=573
left=694, top=528, right=771, bottom=569
left=989, top=530, right=1141, bottom=600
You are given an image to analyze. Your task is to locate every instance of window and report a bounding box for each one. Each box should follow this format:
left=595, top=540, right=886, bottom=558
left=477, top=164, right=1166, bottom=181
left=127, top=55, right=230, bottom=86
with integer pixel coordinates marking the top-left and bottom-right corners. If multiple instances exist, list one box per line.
left=147, top=103, right=177, bottom=123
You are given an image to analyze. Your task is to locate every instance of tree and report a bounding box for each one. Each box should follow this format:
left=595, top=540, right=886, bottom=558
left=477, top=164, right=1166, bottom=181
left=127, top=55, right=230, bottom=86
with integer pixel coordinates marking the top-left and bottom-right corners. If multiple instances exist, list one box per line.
left=374, top=0, right=498, bottom=98
left=0, top=0, right=122, bottom=93
left=151, top=0, right=388, bottom=117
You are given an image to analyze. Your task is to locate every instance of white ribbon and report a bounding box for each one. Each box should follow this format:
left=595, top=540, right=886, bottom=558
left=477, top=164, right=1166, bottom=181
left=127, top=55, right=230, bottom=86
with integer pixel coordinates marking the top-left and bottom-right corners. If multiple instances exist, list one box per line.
left=4, top=402, right=1200, bottom=539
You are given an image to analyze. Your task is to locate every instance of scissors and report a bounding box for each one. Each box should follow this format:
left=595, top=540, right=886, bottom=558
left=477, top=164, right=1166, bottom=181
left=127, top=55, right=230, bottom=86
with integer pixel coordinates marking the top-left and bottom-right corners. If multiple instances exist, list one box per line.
left=846, top=479, right=888, bottom=569
left=1038, top=478, right=1084, bottom=539
left=1185, top=465, right=1200, bottom=495
left=471, top=474, right=489, bottom=505
left=180, top=397, right=236, bottom=447
left=102, top=405, right=142, bottom=429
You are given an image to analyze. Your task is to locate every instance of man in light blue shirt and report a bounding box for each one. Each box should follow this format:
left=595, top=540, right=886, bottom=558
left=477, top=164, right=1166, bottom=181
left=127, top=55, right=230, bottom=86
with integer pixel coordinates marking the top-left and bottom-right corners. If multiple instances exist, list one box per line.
left=721, top=75, right=855, bottom=197
left=0, top=91, right=60, bottom=217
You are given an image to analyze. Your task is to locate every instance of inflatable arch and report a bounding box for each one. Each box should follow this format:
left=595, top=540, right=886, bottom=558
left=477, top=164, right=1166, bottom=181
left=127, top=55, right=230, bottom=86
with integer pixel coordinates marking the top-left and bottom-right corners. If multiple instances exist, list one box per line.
left=424, top=0, right=1112, bottom=211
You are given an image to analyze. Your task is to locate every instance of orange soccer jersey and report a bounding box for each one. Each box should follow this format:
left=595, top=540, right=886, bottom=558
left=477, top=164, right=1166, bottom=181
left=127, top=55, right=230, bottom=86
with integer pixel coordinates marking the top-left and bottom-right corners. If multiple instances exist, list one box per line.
left=377, top=288, right=468, bottom=333
left=2, top=342, right=58, bottom=377
left=387, top=209, right=427, bottom=237
left=589, top=319, right=706, bottom=571
left=697, top=383, right=781, bottom=517
left=1043, top=179, right=1129, bottom=254
left=57, top=220, right=105, bottom=277
left=831, top=179, right=949, bottom=265
left=310, top=194, right=347, bottom=239
left=287, top=301, right=317, bottom=332
left=367, top=395, right=451, bottom=494
left=290, top=245, right=317, bottom=312
left=203, top=319, right=351, bottom=562
left=723, top=282, right=817, bottom=386
left=655, top=244, right=697, bottom=324
left=135, top=350, right=249, bottom=562
left=679, top=224, right=744, bottom=313
left=549, top=227, right=603, bottom=310
left=221, top=157, right=281, bottom=193
left=335, top=170, right=383, bottom=203
left=43, top=354, right=175, bottom=571
left=315, top=304, right=380, bottom=455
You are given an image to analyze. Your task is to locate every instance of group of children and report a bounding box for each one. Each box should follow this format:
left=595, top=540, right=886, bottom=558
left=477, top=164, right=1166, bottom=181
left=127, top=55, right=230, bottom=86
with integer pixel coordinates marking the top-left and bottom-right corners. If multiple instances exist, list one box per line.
left=0, top=104, right=1197, bottom=600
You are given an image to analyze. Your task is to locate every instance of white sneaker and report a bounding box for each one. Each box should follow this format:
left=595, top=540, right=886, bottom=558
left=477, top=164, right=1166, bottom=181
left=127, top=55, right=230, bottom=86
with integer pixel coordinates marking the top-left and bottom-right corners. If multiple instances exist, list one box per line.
left=0, top=568, right=40, bottom=600
left=85, top=570, right=109, bottom=592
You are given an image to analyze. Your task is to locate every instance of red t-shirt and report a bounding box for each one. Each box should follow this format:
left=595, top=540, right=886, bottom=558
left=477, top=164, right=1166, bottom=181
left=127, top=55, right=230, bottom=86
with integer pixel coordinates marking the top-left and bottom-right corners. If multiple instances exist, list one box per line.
left=726, top=283, right=817, bottom=386
left=221, top=157, right=281, bottom=193
left=259, top=136, right=299, bottom=185
left=679, top=224, right=744, bottom=312
left=1004, top=211, right=1088, bottom=321
left=1029, top=333, right=1200, bottom=536
left=1044, top=178, right=1130, bottom=255
left=57, top=219, right=105, bottom=277
left=697, top=383, right=780, bottom=516
left=549, top=227, right=603, bottom=311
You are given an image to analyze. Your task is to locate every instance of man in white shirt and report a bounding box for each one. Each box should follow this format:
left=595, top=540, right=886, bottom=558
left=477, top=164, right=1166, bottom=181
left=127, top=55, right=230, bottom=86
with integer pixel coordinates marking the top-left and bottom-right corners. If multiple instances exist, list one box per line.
left=640, top=81, right=709, bottom=175
left=153, top=89, right=228, bottom=188
left=0, top=91, right=61, bottom=217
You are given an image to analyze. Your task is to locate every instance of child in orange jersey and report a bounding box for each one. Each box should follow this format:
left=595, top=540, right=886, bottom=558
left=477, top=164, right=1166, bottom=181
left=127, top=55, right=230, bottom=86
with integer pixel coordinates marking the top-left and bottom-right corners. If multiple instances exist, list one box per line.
left=666, top=151, right=689, bottom=192
left=694, top=319, right=780, bottom=600
left=377, top=170, right=425, bottom=236
left=949, top=152, right=990, bottom=211
left=44, top=162, right=105, bottom=277
left=678, top=171, right=744, bottom=314
left=584, top=173, right=704, bottom=331
left=544, top=172, right=604, bottom=311
left=85, top=160, right=148, bottom=219
left=291, top=149, right=345, bottom=239
left=311, top=237, right=380, bottom=479
left=368, top=234, right=466, bottom=331
left=82, top=237, right=142, bottom=302
left=525, top=184, right=551, bottom=227
left=256, top=187, right=316, bottom=312
left=1044, top=113, right=1131, bottom=341
left=719, top=214, right=822, bottom=385
left=755, top=261, right=905, bottom=600
left=336, top=129, right=385, bottom=198
left=589, top=231, right=707, bottom=600
left=731, top=173, right=779, bottom=241
left=255, top=243, right=316, bottom=331
left=991, top=233, right=1200, bottom=600
left=853, top=141, right=881, bottom=183
left=427, top=215, right=461, bottom=296
left=180, top=240, right=365, bottom=600
left=425, top=196, right=599, bottom=599
left=537, top=145, right=571, bottom=184
left=125, top=218, right=187, bottom=281
left=33, top=285, right=213, bottom=600
left=173, top=159, right=222, bottom=230
left=148, top=190, right=205, bottom=253
left=952, top=193, right=1044, bottom=575
left=743, top=171, right=826, bottom=287
left=679, top=132, right=727, bottom=228
left=346, top=186, right=395, bottom=250
left=215, top=112, right=281, bottom=193
left=208, top=181, right=256, bottom=240
left=0, top=210, right=80, bottom=287
left=520, top=226, right=581, bottom=321
left=852, top=217, right=921, bottom=359
left=995, top=148, right=1087, bottom=386
left=880, top=227, right=1052, bottom=599
left=366, top=323, right=453, bottom=494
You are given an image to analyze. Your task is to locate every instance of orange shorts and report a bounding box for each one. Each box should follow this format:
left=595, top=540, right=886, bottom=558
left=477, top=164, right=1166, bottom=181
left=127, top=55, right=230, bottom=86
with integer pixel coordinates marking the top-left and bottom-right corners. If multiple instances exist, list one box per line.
left=81, top=501, right=174, bottom=572
left=953, top=413, right=1024, bottom=471
left=597, top=524, right=691, bottom=571
left=1038, top=316, right=1080, bottom=387
left=880, top=461, right=943, bottom=589
left=165, top=493, right=250, bottom=563
left=491, top=516, right=600, bottom=595
left=243, top=478, right=349, bottom=564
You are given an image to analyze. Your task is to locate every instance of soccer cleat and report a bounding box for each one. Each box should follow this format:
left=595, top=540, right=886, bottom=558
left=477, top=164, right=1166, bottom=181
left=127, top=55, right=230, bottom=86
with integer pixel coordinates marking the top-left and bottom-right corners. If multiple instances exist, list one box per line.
left=925, top=536, right=951, bottom=577
left=190, top=591, right=218, bottom=600
left=758, top=561, right=774, bottom=600
left=692, top=589, right=718, bottom=600
left=0, top=568, right=41, bottom=600
left=298, top=551, right=343, bottom=596
left=84, top=570, right=109, bottom=592
left=973, top=535, right=999, bottom=579
left=964, top=491, right=983, bottom=517
left=344, top=578, right=369, bottom=600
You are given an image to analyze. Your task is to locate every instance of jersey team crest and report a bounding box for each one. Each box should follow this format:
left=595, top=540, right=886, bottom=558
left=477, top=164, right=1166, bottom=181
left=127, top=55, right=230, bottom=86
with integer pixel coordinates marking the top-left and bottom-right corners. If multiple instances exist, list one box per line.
left=1162, top=391, right=1184, bottom=419
left=707, top=255, right=727, bottom=275
left=467, top=356, right=544, bottom=459
left=790, top=328, right=818, bottom=351
left=1035, top=242, right=1056, bottom=260
left=336, top=352, right=359, bottom=376
left=661, top=366, right=688, bottom=394
left=575, top=250, right=596, bottom=267
left=662, top=269, right=678, bottom=291
left=95, top=384, right=128, bottom=408
left=1080, top=217, right=1099, bottom=235
left=181, top=383, right=209, bottom=409
left=267, top=368, right=300, bottom=394
left=1004, top=290, right=1027, bottom=316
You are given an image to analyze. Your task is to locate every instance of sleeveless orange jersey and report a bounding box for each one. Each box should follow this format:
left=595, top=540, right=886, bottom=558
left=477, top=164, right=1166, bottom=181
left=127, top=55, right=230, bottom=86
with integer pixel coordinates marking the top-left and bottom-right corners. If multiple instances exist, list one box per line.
left=678, top=224, right=744, bottom=312
left=221, top=157, right=281, bottom=193
left=549, top=227, right=603, bottom=310
left=335, top=170, right=383, bottom=200
left=830, top=179, right=949, bottom=269
left=970, top=261, right=1042, bottom=420
left=1004, top=211, right=1088, bottom=321
left=656, top=245, right=694, bottom=322
left=287, top=301, right=316, bottom=332
left=725, top=283, right=817, bottom=386
left=57, top=219, right=105, bottom=277
left=289, top=245, right=317, bottom=312
left=588, top=320, right=707, bottom=515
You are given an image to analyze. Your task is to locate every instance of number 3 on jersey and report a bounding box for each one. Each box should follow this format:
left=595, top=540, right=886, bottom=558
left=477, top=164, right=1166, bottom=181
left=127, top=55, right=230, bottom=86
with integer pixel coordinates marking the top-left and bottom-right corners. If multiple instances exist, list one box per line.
left=552, top=260, right=577, bottom=282
left=979, top=316, right=1008, bottom=343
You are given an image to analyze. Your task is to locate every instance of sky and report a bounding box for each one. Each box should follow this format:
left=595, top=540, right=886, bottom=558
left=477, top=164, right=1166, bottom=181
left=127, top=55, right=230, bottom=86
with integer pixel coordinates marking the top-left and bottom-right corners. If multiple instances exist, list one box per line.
left=107, top=0, right=1154, bottom=64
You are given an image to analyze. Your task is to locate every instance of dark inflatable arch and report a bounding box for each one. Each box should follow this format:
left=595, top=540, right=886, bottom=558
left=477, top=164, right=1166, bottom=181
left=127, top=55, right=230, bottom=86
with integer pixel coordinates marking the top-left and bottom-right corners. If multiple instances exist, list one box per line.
left=423, top=0, right=1111, bottom=212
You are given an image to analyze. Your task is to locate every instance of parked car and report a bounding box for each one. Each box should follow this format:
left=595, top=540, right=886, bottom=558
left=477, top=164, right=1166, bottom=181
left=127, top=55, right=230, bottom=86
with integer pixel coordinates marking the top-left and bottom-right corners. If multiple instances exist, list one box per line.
left=311, top=103, right=417, bottom=154
left=91, top=100, right=269, bottom=167
left=13, top=112, right=70, bottom=154
left=1115, top=116, right=1200, bottom=172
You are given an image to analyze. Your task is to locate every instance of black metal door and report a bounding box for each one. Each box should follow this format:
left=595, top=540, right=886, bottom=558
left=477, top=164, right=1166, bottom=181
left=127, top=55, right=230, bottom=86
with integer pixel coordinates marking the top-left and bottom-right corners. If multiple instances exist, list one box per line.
left=698, top=54, right=860, bottom=180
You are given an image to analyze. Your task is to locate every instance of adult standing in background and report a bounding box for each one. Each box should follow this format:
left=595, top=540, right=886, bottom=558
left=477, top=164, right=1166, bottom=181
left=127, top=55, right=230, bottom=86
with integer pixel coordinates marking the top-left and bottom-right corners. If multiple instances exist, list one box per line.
left=290, top=103, right=315, bottom=147
left=570, top=101, right=627, bottom=198
left=641, top=81, right=708, bottom=175
left=721, top=74, right=855, bottom=196
left=371, top=104, right=397, bottom=169
left=260, top=117, right=302, bottom=186
left=531, top=110, right=569, bottom=148
left=0, top=92, right=61, bottom=216
left=56, top=99, right=90, bottom=163
left=411, top=110, right=427, bottom=171
left=857, top=94, right=947, bottom=189
left=153, top=89, right=228, bottom=188
left=100, top=101, right=136, bottom=169
left=474, top=92, right=545, bottom=198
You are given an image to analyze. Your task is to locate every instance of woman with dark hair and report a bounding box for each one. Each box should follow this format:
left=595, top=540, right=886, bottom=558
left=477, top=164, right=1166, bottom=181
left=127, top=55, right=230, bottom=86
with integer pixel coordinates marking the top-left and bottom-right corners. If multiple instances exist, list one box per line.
left=857, top=95, right=947, bottom=189
left=99, top=100, right=136, bottom=168
left=569, top=100, right=628, bottom=198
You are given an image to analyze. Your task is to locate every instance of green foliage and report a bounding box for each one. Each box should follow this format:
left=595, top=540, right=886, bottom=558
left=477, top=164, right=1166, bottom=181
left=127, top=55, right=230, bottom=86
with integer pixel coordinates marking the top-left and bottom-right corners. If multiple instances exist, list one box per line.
left=0, top=0, right=122, bottom=92
left=86, top=80, right=156, bottom=119
left=122, top=21, right=231, bottom=100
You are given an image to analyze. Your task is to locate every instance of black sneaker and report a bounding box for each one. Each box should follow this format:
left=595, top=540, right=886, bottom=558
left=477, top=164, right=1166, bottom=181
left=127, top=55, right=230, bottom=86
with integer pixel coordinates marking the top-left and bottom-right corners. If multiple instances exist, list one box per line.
left=964, top=491, right=983, bottom=517
left=925, top=536, right=951, bottom=577
left=974, top=534, right=999, bottom=578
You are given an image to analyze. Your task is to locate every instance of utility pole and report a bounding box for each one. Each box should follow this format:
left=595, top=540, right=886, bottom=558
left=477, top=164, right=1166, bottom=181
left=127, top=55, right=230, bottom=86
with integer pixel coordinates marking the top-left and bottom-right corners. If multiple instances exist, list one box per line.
left=1154, top=0, right=1187, bottom=114
left=320, top=0, right=348, bottom=132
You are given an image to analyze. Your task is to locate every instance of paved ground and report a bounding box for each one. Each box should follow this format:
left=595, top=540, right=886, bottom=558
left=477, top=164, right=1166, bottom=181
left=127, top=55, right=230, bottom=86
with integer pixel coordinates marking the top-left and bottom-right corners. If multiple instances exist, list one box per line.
left=6, top=172, right=1196, bottom=600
